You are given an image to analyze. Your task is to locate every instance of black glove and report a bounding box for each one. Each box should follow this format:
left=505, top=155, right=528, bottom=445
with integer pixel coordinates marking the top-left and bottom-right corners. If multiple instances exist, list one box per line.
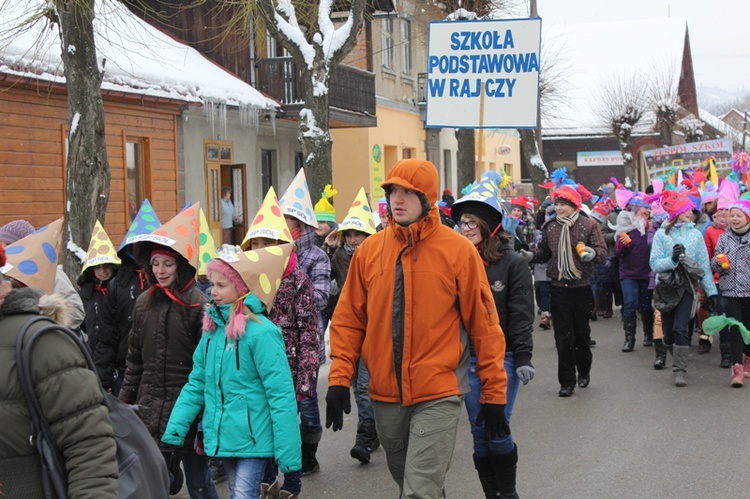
left=704, top=295, right=719, bottom=313
left=671, top=244, right=685, bottom=263
left=475, top=403, right=510, bottom=441
left=324, top=386, right=351, bottom=432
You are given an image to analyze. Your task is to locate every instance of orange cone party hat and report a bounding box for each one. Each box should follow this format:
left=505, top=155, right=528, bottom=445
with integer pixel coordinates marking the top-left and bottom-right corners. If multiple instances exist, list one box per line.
left=1, top=218, right=63, bottom=293
left=81, top=220, right=122, bottom=273
left=241, top=187, right=293, bottom=250
left=198, top=208, right=219, bottom=276
left=136, top=202, right=201, bottom=273
left=218, top=242, right=294, bottom=311
left=339, top=187, right=377, bottom=235
left=279, top=168, right=318, bottom=228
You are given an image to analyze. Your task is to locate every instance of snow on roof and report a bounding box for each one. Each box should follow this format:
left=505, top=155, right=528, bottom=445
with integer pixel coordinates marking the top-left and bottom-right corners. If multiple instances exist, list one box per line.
left=541, top=17, right=687, bottom=138
left=0, top=0, right=278, bottom=110
left=699, top=108, right=743, bottom=146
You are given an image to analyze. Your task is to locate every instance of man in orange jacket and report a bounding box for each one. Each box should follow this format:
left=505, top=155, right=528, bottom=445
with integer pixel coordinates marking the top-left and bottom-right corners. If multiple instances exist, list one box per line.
left=326, top=158, right=509, bottom=498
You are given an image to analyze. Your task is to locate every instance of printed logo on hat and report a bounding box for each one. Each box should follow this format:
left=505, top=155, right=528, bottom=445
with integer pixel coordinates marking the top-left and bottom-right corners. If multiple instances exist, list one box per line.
left=198, top=208, right=219, bottom=276
left=279, top=169, right=318, bottom=228
left=242, top=187, right=294, bottom=250
left=82, top=220, right=121, bottom=273
left=339, top=187, right=377, bottom=235
left=1, top=218, right=63, bottom=293
left=119, top=199, right=162, bottom=251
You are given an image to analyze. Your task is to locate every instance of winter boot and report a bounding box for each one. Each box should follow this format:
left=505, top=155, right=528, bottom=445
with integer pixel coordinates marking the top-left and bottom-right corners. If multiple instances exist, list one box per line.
left=697, top=336, right=712, bottom=354
left=602, top=295, right=614, bottom=319
left=260, top=479, right=281, bottom=499
left=491, top=445, right=520, bottom=499
left=622, top=316, right=637, bottom=352
left=672, top=345, right=689, bottom=387
left=301, top=427, right=322, bottom=475
left=653, top=339, right=668, bottom=370
left=743, top=354, right=750, bottom=378
left=350, top=420, right=379, bottom=464
left=590, top=298, right=599, bottom=321
left=642, top=309, right=654, bottom=347
left=539, top=311, right=552, bottom=330
left=720, top=342, right=732, bottom=369
left=731, top=364, right=745, bottom=387
left=473, top=454, right=499, bottom=498
left=278, top=492, right=299, bottom=499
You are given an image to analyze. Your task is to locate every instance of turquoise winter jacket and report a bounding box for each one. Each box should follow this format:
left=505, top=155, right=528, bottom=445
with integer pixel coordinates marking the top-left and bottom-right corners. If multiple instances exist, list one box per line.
left=650, top=222, right=717, bottom=296
left=162, top=294, right=301, bottom=472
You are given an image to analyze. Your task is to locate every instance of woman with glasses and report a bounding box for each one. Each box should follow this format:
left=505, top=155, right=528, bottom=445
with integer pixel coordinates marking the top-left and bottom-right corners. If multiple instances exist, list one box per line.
left=450, top=181, right=535, bottom=499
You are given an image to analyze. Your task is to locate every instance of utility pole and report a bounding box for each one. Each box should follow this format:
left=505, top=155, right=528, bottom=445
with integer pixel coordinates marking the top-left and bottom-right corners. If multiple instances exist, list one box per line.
left=530, top=0, right=543, bottom=160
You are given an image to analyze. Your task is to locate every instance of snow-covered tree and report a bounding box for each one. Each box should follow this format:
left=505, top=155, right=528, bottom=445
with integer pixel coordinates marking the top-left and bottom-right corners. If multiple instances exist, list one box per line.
left=678, top=115, right=705, bottom=143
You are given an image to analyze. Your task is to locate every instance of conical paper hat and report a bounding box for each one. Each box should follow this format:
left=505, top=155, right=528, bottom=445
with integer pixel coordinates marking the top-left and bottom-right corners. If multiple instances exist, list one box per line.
left=118, top=199, right=162, bottom=251
left=339, top=187, right=377, bottom=235
left=198, top=208, right=218, bottom=276
left=82, top=220, right=122, bottom=273
left=1, top=218, right=63, bottom=293
left=241, top=187, right=293, bottom=250
left=450, top=174, right=504, bottom=223
left=218, top=242, right=294, bottom=311
left=137, top=202, right=201, bottom=273
left=279, top=169, right=318, bottom=228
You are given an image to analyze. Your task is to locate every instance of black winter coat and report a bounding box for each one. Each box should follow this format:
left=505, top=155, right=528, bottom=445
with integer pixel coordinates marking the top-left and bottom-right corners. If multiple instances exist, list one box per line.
left=93, top=259, right=146, bottom=389
left=77, top=268, right=113, bottom=354
left=118, top=285, right=208, bottom=451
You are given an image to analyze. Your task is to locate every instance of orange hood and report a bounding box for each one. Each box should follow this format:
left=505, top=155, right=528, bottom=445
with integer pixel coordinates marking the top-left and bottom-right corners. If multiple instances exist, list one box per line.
left=382, top=159, right=439, bottom=207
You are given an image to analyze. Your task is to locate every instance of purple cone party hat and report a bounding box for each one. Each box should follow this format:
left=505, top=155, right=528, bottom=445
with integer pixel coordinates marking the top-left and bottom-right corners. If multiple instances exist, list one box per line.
left=218, top=242, right=294, bottom=311
left=81, top=220, right=122, bottom=273
left=1, top=218, right=63, bottom=293
left=198, top=208, right=218, bottom=276
left=118, top=199, right=162, bottom=251
left=279, top=168, right=318, bottom=228
left=136, top=202, right=201, bottom=273
left=241, top=187, right=294, bottom=250
left=339, top=188, right=377, bottom=235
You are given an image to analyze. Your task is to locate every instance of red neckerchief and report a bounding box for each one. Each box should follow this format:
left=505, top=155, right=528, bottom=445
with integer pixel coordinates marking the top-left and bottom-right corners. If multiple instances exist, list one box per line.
left=475, top=223, right=503, bottom=267
left=94, top=283, right=108, bottom=297
left=136, top=269, right=148, bottom=291
left=150, top=280, right=201, bottom=308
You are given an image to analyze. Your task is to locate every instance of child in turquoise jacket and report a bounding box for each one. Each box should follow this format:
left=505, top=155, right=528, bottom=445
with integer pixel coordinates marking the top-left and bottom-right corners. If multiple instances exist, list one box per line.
left=163, top=251, right=301, bottom=498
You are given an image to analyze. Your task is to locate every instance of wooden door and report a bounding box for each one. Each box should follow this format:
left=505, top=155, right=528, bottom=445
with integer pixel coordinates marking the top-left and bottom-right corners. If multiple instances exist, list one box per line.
left=205, top=161, right=222, bottom=245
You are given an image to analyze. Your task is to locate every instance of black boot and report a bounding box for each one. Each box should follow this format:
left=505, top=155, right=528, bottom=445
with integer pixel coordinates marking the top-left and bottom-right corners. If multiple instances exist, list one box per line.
left=622, top=316, right=637, bottom=352
left=720, top=342, right=732, bottom=369
left=491, top=445, right=519, bottom=499
left=350, top=420, right=379, bottom=464
left=642, top=309, right=654, bottom=347
left=653, top=339, right=667, bottom=370
left=473, top=454, right=499, bottom=498
left=301, top=427, right=322, bottom=475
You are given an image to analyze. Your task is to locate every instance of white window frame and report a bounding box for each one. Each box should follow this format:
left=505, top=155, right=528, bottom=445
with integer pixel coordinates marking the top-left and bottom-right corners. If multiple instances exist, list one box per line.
left=382, top=18, right=395, bottom=69
left=400, top=19, right=412, bottom=75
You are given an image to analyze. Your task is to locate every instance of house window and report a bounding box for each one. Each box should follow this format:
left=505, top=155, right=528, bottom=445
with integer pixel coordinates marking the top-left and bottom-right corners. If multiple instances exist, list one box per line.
left=126, top=138, right=147, bottom=226
left=261, top=149, right=276, bottom=194
left=400, top=19, right=411, bottom=74
left=295, top=151, right=304, bottom=173
left=382, top=18, right=394, bottom=69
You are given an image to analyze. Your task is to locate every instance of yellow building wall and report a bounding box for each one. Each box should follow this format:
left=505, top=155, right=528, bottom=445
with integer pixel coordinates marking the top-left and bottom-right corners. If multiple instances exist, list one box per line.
left=331, top=106, right=425, bottom=219
left=475, top=130, right=522, bottom=195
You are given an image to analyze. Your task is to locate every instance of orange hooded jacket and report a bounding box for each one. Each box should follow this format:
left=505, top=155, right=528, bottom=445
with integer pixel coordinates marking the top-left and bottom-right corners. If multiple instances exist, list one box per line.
left=328, top=159, right=507, bottom=406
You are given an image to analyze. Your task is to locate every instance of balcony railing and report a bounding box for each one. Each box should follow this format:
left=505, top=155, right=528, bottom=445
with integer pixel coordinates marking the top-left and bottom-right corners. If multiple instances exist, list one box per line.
left=256, top=57, right=376, bottom=116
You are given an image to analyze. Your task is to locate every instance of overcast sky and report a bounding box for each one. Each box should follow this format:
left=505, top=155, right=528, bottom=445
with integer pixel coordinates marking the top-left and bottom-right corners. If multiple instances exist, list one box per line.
left=508, top=0, right=750, bottom=95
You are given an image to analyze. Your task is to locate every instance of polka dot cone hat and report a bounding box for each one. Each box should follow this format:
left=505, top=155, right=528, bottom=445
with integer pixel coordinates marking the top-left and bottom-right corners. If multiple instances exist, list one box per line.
left=218, top=242, right=294, bottom=311
left=1, top=218, right=63, bottom=293
left=241, top=187, right=293, bottom=250
left=339, top=187, right=377, bottom=236
left=450, top=173, right=504, bottom=223
left=136, top=202, right=201, bottom=274
left=81, top=220, right=122, bottom=273
left=198, top=208, right=218, bottom=276
left=118, top=199, right=162, bottom=251
left=279, top=168, right=319, bottom=228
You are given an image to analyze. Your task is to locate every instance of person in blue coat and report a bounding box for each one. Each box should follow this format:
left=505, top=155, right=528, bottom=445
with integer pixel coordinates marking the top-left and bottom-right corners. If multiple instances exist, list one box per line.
left=163, top=247, right=301, bottom=499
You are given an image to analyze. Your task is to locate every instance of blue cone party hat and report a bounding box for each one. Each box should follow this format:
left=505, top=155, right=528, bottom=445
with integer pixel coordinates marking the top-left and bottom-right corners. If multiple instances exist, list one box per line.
left=119, top=199, right=162, bottom=252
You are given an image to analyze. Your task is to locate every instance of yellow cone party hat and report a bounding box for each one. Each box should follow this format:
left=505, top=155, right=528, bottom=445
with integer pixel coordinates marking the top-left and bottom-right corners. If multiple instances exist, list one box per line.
left=241, top=187, right=293, bottom=250
left=279, top=168, right=318, bottom=228
left=218, top=242, right=294, bottom=311
left=81, top=220, right=122, bottom=273
left=136, top=202, right=201, bottom=273
left=339, top=187, right=377, bottom=235
left=198, top=208, right=219, bottom=276
left=1, top=218, right=63, bottom=293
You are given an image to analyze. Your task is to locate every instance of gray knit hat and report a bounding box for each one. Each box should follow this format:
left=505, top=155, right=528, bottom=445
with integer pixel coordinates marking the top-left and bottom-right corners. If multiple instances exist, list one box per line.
left=0, top=220, right=35, bottom=245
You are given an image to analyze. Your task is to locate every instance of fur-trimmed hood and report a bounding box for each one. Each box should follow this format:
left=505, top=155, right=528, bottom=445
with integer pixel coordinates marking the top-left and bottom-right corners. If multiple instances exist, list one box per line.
left=0, top=288, right=75, bottom=328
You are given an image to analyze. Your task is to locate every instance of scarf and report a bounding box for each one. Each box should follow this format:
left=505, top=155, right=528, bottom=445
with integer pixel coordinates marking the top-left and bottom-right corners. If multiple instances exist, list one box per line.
left=343, top=243, right=357, bottom=256
left=283, top=251, right=298, bottom=279
left=291, top=227, right=302, bottom=241
left=611, top=210, right=647, bottom=237
left=150, top=280, right=201, bottom=308
left=732, top=224, right=750, bottom=236
left=713, top=217, right=730, bottom=231
left=557, top=211, right=582, bottom=281
left=94, top=282, right=108, bottom=297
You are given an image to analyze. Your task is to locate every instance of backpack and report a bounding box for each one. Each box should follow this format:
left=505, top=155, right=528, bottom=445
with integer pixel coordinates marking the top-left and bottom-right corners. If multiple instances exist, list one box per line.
left=16, top=316, right=170, bottom=499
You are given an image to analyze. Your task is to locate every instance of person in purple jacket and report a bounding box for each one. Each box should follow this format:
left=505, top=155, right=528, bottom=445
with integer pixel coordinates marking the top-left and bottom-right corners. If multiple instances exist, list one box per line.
left=613, top=193, right=654, bottom=352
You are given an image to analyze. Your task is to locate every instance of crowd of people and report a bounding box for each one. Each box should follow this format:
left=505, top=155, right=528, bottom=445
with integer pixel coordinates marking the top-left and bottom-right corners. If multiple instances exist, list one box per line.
left=3, top=153, right=750, bottom=498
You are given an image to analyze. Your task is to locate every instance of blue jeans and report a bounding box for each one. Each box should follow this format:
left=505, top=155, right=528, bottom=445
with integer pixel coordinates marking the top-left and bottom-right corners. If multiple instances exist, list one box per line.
left=223, top=458, right=268, bottom=499
left=298, top=367, right=322, bottom=432
left=354, top=358, right=375, bottom=424
left=620, top=279, right=652, bottom=318
left=167, top=452, right=219, bottom=499
left=535, top=280, right=551, bottom=313
left=465, top=354, right=517, bottom=456
left=661, top=292, right=694, bottom=347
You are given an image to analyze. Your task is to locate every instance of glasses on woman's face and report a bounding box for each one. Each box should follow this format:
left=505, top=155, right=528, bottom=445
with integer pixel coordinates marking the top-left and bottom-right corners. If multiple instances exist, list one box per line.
left=458, top=220, right=479, bottom=230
